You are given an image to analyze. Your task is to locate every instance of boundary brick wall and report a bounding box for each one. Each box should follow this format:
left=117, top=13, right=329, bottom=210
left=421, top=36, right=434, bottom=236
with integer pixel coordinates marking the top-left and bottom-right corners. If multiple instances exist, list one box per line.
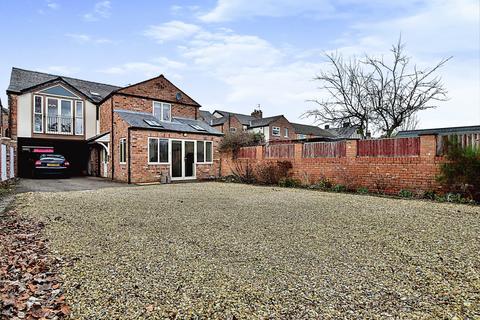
left=221, top=135, right=445, bottom=195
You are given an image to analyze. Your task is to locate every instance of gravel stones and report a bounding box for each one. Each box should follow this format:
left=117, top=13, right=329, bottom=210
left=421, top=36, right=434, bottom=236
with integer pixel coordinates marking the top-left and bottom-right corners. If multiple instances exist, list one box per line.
left=16, top=182, right=480, bottom=319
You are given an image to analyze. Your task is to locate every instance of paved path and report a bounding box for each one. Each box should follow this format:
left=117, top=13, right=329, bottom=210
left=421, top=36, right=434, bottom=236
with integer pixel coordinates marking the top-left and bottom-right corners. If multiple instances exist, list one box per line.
left=16, top=176, right=131, bottom=193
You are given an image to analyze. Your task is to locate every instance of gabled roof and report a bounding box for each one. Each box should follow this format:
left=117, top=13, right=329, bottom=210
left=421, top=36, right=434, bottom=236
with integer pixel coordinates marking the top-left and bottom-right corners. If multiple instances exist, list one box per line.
left=291, top=123, right=335, bottom=138
left=214, top=110, right=256, bottom=126
left=7, top=67, right=121, bottom=103
left=396, top=125, right=480, bottom=137
left=114, top=109, right=223, bottom=136
left=115, top=74, right=201, bottom=107
left=249, top=115, right=284, bottom=128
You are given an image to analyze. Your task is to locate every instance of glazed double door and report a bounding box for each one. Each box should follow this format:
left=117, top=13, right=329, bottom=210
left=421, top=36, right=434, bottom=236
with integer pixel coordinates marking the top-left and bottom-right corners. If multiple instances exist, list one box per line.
left=171, top=140, right=195, bottom=180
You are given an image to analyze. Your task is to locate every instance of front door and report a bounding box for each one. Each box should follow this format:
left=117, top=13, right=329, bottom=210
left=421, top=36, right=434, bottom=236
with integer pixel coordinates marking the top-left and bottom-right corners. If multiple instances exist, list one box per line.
left=171, top=140, right=196, bottom=180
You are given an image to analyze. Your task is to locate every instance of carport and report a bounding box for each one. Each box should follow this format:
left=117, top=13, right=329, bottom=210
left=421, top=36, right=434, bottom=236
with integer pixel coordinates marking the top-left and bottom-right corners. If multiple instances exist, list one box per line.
left=17, top=138, right=89, bottom=178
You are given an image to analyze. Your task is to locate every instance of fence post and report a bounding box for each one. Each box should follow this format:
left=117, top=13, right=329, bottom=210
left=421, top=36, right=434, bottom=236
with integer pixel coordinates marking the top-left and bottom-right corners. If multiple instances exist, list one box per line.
left=345, top=139, right=357, bottom=158
left=419, top=134, right=437, bottom=157
left=256, top=145, right=264, bottom=160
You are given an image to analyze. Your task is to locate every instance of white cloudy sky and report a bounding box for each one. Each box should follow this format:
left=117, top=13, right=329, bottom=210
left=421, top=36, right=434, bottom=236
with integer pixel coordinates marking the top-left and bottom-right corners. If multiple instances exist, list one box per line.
left=1, top=0, right=479, bottom=128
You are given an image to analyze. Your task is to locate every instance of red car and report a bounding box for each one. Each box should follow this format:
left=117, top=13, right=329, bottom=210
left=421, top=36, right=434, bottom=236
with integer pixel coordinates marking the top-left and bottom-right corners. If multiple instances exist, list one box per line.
left=33, top=154, right=70, bottom=178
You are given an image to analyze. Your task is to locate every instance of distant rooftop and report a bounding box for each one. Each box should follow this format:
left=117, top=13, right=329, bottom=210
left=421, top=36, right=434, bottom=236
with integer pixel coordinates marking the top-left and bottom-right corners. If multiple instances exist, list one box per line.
left=397, top=125, right=480, bottom=137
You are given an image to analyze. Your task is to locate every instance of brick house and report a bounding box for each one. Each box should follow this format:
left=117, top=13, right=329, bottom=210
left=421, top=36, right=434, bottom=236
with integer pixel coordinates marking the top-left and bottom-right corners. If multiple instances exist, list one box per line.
left=200, top=109, right=296, bottom=141
left=7, top=67, right=222, bottom=182
left=0, top=99, right=9, bottom=137
left=290, top=123, right=335, bottom=140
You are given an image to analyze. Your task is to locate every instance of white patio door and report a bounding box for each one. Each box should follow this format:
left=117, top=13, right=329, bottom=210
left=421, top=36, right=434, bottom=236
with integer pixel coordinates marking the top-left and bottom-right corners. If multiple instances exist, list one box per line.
left=171, top=140, right=195, bottom=180
left=100, top=147, right=108, bottom=177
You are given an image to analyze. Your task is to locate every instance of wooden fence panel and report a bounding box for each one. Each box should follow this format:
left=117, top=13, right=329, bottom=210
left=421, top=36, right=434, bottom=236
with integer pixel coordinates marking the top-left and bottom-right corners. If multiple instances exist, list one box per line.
left=357, top=137, right=420, bottom=157
left=302, top=141, right=346, bottom=158
left=436, top=133, right=480, bottom=155
left=236, top=146, right=257, bottom=159
left=264, top=144, right=295, bottom=159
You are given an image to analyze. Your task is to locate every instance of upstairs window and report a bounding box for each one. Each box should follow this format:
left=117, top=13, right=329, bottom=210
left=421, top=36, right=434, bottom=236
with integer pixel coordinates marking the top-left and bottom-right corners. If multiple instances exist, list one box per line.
left=75, top=101, right=84, bottom=135
left=153, top=101, right=172, bottom=122
left=272, top=126, right=280, bottom=136
left=284, top=128, right=289, bottom=137
left=33, top=95, right=43, bottom=133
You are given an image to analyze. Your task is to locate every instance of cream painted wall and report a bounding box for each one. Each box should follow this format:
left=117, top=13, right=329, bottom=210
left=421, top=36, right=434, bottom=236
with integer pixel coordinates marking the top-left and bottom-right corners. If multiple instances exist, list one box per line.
left=249, top=126, right=269, bottom=141
left=85, top=101, right=97, bottom=139
left=17, top=93, right=32, bottom=138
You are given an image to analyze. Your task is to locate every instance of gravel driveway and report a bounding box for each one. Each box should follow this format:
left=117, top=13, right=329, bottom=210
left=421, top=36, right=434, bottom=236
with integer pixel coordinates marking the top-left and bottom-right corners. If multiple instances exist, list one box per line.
left=17, top=182, right=480, bottom=319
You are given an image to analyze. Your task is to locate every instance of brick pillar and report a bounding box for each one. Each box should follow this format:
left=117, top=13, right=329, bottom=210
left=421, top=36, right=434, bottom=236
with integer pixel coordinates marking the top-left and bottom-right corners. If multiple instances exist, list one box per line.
left=420, top=134, right=437, bottom=158
left=345, top=139, right=357, bottom=158
left=294, top=143, right=303, bottom=159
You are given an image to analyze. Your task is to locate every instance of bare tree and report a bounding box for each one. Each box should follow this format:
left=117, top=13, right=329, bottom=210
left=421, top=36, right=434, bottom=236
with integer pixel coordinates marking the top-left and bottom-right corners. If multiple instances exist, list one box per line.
left=306, top=38, right=451, bottom=137
left=305, top=53, right=374, bottom=137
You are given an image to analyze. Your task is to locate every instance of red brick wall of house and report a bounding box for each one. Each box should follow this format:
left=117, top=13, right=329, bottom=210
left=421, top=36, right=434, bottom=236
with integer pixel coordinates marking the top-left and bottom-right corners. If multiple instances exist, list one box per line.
left=1, top=110, right=9, bottom=137
left=268, top=116, right=296, bottom=141
left=117, top=75, right=199, bottom=107
left=224, top=115, right=244, bottom=133
left=129, top=130, right=221, bottom=183
left=106, top=115, right=221, bottom=183
left=221, top=135, right=444, bottom=195
left=7, top=95, right=18, bottom=139
left=99, top=98, right=113, bottom=134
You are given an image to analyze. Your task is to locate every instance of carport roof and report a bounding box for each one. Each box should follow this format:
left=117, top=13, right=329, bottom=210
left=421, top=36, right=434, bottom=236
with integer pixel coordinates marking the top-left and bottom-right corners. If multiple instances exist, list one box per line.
left=114, top=109, right=223, bottom=136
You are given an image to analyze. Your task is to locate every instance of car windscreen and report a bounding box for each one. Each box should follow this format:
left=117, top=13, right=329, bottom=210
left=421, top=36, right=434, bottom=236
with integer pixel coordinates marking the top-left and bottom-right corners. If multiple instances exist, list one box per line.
left=39, top=154, right=65, bottom=160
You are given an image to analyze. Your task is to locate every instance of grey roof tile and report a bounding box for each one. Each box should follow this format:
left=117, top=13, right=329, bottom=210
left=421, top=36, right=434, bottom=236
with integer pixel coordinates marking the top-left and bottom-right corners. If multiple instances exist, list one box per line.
left=114, top=109, right=223, bottom=136
left=8, top=67, right=121, bottom=103
left=291, top=123, right=335, bottom=138
left=396, top=125, right=480, bottom=137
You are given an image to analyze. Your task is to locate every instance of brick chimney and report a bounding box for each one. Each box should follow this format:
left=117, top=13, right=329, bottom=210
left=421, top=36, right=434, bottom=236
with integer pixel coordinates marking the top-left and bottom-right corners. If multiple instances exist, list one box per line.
left=251, top=105, right=263, bottom=119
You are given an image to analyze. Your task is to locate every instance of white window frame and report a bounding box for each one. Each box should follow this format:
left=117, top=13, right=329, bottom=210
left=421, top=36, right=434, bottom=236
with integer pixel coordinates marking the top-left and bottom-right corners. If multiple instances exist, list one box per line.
left=272, top=126, right=280, bottom=136
left=152, top=101, right=172, bottom=122
left=284, top=127, right=289, bottom=137
left=147, top=137, right=169, bottom=164
left=33, top=95, right=43, bottom=133
left=75, top=101, right=84, bottom=135
left=46, top=97, right=73, bottom=134
left=229, top=127, right=237, bottom=133
left=196, top=140, right=213, bottom=164
left=119, top=138, right=127, bottom=164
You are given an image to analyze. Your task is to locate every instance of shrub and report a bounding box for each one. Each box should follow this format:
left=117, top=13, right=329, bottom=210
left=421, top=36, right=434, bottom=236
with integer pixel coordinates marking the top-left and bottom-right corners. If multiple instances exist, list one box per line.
left=357, top=187, right=369, bottom=194
left=398, top=189, right=414, bottom=198
left=278, top=177, right=302, bottom=188
left=437, top=140, right=480, bottom=201
left=422, top=190, right=437, bottom=200
left=218, top=131, right=264, bottom=156
left=230, top=160, right=256, bottom=184
left=332, top=184, right=347, bottom=192
left=255, top=161, right=293, bottom=185
left=309, top=177, right=333, bottom=190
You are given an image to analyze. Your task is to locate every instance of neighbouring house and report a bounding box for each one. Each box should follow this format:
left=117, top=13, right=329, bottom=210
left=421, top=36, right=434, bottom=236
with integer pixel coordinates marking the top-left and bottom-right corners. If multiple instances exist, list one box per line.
left=7, top=67, right=222, bottom=182
left=324, top=123, right=363, bottom=139
left=291, top=122, right=335, bottom=140
left=0, top=99, right=9, bottom=137
left=200, top=108, right=296, bottom=141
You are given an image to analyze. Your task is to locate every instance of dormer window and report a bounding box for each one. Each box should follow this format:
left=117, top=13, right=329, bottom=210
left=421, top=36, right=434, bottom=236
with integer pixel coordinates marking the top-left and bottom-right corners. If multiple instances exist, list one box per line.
left=153, top=101, right=171, bottom=122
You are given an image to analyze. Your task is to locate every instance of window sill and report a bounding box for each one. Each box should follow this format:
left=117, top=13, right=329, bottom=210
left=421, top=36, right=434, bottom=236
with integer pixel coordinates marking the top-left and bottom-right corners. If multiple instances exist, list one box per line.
left=147, top=162, right=169, bottom=165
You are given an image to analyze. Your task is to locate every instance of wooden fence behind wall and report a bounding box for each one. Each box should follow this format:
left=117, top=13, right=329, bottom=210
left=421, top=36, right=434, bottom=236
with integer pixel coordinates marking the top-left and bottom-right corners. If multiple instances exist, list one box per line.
left=302, top=141, right=346, bottom=158
left=236, top=146, right=257, bottom=159
left=264, top=144, right=295, bottom=159
left=357, top=137, right=420, bottom=157
left=436, top=133, right=480, bottom=155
